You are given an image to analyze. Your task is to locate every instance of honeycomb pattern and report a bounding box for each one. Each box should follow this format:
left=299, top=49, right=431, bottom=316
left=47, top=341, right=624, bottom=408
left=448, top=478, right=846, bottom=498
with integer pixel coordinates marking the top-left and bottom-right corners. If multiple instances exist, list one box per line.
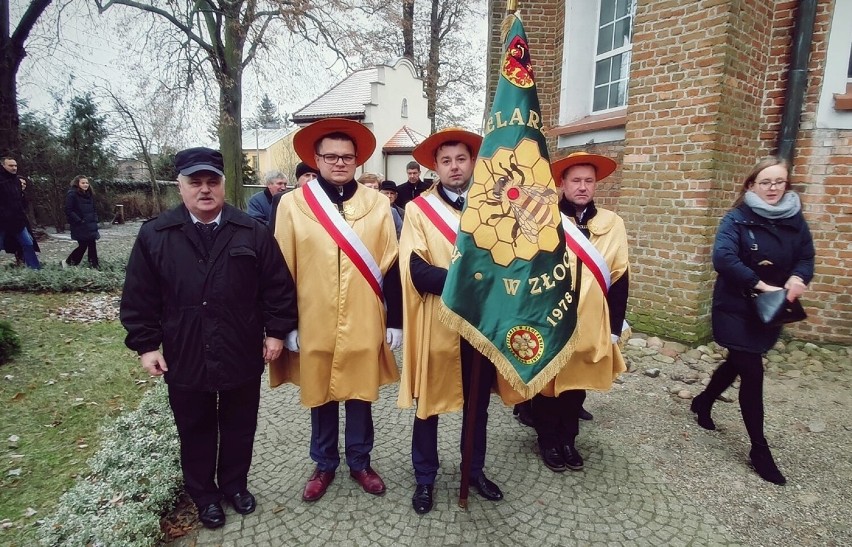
left=464, top=138, right=561, bottom=267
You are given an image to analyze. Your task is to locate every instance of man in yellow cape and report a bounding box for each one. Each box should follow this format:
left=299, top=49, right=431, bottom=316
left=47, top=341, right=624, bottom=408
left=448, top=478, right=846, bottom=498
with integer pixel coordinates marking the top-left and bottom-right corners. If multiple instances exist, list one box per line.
left=527, top=151, right=630, bottom=473
left=268, top=118, right=401, bottom=502
left=398, top=128, right=517, bottom=514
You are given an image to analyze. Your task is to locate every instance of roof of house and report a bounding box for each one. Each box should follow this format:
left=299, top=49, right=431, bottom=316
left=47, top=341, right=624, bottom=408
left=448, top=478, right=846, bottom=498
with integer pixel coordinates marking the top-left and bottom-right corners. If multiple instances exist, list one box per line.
left=291, top=68, right=378, bottom=122
left=241, top=127, right=294, bottom=151
left=383, top=125, right=429, bottom=152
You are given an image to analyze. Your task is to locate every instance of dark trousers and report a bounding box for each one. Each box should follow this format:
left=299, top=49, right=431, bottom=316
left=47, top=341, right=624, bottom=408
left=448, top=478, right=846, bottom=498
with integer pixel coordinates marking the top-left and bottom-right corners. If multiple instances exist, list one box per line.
left=310, top=399, right=374, bottom=472
left=67, top=239, right=98, bottom=267
left=531, top=389, right=586, bottom=450
left=703, top=349, right=766, bottom=445
left=167, top=377, right=261, bottom=506
left=411, top=340, right=496, bottom=485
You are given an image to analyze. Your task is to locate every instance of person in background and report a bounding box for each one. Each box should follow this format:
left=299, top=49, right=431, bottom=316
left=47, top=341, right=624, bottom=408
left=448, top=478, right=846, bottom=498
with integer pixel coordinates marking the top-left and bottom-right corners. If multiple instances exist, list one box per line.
left=62, top=175, right=101, bottom=269
left=0, top=156, right=40, bottom=269
left=268, top=118, right=402, bottom=503
left=247, top=170, right=288, bottom=224
left=294, top=162, right=319, bottom=188
left=379, top=180, right=405, bottom=222
left=361, top=173, right=402, bottom=237
left=3, top=175, right=40, bottom=266
left=691, top=156, right=814, bottom=486
left=395, top=160, right=432, bottom=209
left=120, top=147, right=297, bottom=528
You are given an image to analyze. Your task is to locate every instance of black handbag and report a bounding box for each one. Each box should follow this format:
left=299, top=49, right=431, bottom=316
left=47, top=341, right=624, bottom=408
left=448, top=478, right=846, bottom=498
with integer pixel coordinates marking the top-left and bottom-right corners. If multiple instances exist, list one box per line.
left=751, top=289, right=807, bottom=327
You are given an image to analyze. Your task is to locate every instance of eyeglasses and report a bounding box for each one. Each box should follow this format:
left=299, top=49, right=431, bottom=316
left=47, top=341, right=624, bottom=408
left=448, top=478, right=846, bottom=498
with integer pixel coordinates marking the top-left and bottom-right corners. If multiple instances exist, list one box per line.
left=317, top=154, right=357, bottom=165
left=756, top=179, right=787, bottom=189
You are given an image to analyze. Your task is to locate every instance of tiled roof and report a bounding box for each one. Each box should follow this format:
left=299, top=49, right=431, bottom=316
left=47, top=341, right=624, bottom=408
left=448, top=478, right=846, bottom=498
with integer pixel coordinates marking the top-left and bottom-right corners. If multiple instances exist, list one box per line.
left=241, top=127, right=295, bottom=151
left=292, top=68, right=378, bottom=121
left=383, top=126, right=428, bottom=152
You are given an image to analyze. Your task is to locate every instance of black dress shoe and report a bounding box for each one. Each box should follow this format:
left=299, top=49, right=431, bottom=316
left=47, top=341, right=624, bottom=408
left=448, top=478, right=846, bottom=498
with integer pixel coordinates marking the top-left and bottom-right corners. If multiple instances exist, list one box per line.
left=229, top=491, right=257, bottom=514
left=472, top=474, right=503, bottom=501
left=579, top=407, right=594, bottom=421
left=540, top=447, right=567, bottom=472
left=562, top=444, right=584, bottom=471
left=513, top=402, right=535, bottom=427
left=412, top=483, right=434, bottom=514
left=197, top=502, right=226, bottom=529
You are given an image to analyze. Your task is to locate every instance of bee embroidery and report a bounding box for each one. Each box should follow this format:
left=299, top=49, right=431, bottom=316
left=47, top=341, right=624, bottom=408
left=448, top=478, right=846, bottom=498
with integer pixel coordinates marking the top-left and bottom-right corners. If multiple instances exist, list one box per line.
left=481, top=154, right=558, bottom=245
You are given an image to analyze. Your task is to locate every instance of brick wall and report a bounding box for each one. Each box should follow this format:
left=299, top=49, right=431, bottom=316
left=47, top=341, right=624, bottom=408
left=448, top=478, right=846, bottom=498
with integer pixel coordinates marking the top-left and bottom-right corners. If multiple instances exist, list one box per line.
left=487, top=0, right=851, bottom=344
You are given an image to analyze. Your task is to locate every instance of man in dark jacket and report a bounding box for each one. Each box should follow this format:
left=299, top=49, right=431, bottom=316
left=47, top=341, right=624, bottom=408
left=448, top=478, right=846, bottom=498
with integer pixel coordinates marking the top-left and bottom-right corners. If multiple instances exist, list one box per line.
left=395, top=161, right=433, bottom=209
left=246, top=170, right=288, bottom=224
left=120, top=147, right=297, bottom=529
left=0, top=157, right=40, bottom=269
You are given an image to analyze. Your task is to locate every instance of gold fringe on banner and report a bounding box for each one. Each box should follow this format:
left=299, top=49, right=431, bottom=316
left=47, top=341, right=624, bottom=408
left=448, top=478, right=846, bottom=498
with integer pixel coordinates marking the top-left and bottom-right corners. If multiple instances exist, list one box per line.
left=438, top=302, right=580, bottom=400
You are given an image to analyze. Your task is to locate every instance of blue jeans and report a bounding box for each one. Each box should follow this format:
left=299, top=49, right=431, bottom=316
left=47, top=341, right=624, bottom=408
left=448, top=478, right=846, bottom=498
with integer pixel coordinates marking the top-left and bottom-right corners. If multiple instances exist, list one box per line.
left=0, top=227, right=40, bottom=269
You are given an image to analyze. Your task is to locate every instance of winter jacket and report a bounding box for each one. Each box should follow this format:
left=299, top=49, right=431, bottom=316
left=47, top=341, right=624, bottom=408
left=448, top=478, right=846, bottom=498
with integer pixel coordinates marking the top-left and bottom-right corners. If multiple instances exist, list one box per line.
left=246, top=188, right=274, bottom=225
left=65, top=189, right=100, bottom=241
left=120, top=204, right=298, bottom=391
left=0, top=169, right=29, bottom=233
left=711, top=202, right=815, bottom=353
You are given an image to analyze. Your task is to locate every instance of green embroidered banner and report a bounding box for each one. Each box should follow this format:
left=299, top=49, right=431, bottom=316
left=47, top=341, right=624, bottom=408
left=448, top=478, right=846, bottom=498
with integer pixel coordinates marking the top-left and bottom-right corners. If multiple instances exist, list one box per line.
left=440, top=15, right=579, bottom=399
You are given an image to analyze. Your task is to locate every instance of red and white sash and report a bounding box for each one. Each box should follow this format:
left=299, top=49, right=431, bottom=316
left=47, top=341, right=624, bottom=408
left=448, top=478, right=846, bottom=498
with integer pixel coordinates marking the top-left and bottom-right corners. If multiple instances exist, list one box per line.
left=561, top=213, right=611, bottom=296
left=303, top=180, right=384, bottom=301
left=413, top=194, right=460, bottom=245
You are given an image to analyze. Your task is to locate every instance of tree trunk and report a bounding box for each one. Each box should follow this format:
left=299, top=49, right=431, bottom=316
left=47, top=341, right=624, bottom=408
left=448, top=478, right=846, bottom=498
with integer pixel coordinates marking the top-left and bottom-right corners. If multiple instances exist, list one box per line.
left=218, top=9, right=245, bottom=208
left=0, top=39, right=22, bottom=158
left=426, top=0, right=441, bottom=133
left=402, top=0, right=415, bottom=60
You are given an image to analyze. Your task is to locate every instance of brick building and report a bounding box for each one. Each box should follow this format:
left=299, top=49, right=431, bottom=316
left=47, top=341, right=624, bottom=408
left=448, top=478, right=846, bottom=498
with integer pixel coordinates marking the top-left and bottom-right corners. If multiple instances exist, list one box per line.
left=486, top=0, right=852, bottom=344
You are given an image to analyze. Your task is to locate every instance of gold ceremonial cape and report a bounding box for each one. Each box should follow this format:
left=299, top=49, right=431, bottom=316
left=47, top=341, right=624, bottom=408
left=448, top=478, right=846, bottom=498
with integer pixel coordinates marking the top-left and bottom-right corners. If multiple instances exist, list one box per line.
left=268, top=184, right=400, bottom=407
left=398, top=188, right=520, bottom=418
left=541, top=207, right=628, bottom=396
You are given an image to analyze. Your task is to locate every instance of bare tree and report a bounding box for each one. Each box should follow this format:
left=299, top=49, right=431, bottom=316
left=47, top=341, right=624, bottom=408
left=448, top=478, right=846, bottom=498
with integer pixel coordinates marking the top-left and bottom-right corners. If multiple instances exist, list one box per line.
left=93, top=0, right=348, bottom=206
left=101, top=82, right=190, bottom=214
left=0, top=0, right=53, bottom=157
left=345, top=0, right=485, bottom=132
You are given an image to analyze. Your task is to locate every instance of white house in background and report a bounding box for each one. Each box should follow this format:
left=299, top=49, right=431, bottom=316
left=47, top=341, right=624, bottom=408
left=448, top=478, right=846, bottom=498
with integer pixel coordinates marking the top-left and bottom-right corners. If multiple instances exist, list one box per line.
left=291, top=57, right=430, bottom=183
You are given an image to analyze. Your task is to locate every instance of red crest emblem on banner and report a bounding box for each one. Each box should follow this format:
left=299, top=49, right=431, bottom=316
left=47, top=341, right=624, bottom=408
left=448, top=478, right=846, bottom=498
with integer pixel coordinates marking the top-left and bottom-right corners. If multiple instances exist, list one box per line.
left=501, top=35, right=534, bottom=88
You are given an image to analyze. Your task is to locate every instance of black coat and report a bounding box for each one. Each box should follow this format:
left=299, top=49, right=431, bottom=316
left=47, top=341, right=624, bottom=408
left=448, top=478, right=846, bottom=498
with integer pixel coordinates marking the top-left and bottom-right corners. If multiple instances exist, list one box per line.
left=120, top=204, right=298, bottom=391
left=0, top=169, right=29, bottom=233
left=711, top=202, right=815, bottom=353
left=65, top=188, right=100, bottom=241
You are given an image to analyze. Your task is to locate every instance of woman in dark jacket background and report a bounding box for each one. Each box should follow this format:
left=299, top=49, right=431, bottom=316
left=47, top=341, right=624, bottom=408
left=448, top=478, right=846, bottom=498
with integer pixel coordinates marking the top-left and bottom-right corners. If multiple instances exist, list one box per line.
left=63, top=175, right=100, bottom=268
left=691, top=156, right=814, bottom=486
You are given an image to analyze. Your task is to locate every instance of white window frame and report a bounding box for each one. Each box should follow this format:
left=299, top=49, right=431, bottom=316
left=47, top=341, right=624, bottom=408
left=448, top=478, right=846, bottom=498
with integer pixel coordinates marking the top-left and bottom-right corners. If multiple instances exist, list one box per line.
left=558, top=0, right=635, bottom=146
left=592, top=0, right=634, bottom=113
left=816, top=0, right=852, bottom=129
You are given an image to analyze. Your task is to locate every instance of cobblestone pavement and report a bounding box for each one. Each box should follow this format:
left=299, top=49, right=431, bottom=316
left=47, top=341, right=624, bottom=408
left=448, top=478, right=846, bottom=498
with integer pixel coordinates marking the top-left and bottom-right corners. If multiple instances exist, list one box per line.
left=171, top=336, right=851, bottom=547
left=174, top=382, right=733, bottom=547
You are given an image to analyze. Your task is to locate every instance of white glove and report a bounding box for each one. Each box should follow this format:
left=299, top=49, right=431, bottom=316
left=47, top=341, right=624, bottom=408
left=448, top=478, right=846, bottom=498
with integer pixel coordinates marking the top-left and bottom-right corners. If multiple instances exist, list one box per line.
left=386, top=328, right=403, bottom=351
left=285, top=329, right=300, bottom=352
left=611, top=333, right=620, bottom=344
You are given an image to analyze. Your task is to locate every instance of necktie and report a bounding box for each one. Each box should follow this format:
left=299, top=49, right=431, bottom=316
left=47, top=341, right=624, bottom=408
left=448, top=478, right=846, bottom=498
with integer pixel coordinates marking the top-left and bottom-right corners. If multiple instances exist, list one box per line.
left=196, top=221, right=217, bottom=253
left=456, top=196, right=465, bottom=208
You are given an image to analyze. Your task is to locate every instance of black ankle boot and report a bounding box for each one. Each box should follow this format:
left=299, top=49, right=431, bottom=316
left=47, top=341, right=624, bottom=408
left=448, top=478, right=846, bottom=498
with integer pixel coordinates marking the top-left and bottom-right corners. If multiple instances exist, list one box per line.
left=749, top=443, right=786, bottom=485
left=690, top=393, right=716, bottom=430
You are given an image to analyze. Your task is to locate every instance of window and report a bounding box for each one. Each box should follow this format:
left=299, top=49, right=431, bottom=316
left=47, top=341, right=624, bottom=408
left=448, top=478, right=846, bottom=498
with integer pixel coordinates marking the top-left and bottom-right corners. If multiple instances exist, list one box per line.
left=593, top=0, right=634, bottom=112
left=401, top=98, right=408, bottom=118
left=816, top=0, right=852, bottom=126
left=556, top=0, right=635, bottom=145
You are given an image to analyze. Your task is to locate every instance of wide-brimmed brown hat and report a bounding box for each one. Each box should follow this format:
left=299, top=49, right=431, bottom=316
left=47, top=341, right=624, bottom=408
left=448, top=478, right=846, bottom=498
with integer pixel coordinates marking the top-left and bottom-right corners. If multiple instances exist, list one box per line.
left=293, top=118, right=376, bottom=169
left=550, top=151, right=617, bottom=185
left=413, top=128, right=483, bottom=170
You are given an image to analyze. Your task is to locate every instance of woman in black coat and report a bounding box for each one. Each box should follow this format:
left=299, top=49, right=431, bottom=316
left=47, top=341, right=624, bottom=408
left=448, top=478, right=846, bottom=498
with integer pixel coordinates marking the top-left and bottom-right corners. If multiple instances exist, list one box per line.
left=692, top=156, right=815, bottom=486
left=63, top=175, right=100, bottom=268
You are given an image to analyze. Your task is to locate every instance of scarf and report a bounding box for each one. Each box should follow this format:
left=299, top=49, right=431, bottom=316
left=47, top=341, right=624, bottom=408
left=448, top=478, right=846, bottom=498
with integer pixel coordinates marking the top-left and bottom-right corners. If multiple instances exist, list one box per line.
left=744, top=190, right=801, bottom=220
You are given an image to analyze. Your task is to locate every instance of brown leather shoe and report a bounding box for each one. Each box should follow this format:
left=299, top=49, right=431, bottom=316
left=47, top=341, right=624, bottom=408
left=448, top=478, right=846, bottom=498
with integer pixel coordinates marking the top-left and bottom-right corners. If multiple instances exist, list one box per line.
left=302, top=468, right=335, bottom=502
left=349, top=466, right=386, bottom=495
